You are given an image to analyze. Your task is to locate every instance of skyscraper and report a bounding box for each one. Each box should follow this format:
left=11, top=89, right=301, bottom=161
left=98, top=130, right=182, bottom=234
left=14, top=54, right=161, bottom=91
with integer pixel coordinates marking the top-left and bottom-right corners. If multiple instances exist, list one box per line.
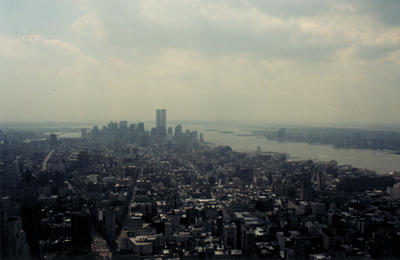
left=156, top=109, right=166, bottom=136
left=138, top=122, right=145, bottom=132
left=81, top=128, right=87, bottom=139
left=175, top=124, right=182, bottom=136
left=0, top=215, right=30, bottom=258
left=119, top=120, right=128, bottom=129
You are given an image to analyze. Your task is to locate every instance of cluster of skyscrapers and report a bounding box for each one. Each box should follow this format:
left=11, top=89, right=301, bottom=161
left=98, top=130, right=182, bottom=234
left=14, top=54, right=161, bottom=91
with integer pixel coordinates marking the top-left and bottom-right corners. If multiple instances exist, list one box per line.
left=1, top=108, right=400, bottom=259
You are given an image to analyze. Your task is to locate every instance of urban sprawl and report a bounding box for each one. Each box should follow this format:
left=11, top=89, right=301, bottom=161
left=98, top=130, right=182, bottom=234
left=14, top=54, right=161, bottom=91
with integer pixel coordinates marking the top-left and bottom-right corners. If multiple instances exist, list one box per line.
left=1, top=110, right=400, bottom=259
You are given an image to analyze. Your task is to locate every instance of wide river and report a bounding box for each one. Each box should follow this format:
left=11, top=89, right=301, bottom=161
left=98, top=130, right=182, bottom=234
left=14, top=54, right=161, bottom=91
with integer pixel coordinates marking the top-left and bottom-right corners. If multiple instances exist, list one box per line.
left=55, top=122, right=400, bottom=174
left=183, top=123, right=400, bottom=174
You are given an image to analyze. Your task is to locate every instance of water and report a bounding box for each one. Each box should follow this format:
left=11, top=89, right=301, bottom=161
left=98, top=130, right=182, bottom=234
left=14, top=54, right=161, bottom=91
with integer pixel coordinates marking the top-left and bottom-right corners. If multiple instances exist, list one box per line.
left=52, top=131, right=81, bottom=139
left=182, top=123, right=400, bottom=174
left=55, top=122, right=400, bottom=174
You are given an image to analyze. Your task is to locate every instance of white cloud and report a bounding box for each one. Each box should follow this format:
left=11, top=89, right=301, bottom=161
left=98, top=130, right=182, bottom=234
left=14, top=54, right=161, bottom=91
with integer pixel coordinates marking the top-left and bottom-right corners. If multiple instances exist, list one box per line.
left=1, top=0, right=400, bottom=124
left=69, top=14, right=104, bottom=39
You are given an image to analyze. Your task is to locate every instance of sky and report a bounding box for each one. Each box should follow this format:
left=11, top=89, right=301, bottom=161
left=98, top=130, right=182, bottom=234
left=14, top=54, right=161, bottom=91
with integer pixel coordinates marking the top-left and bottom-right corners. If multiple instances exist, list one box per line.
left=0, top=0, right=400, bottom=125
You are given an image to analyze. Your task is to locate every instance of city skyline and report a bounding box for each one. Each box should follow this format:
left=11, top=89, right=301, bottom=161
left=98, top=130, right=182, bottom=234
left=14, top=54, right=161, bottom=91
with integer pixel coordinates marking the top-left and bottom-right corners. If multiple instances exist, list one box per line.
left=2, top=108, right=400, bottom=259
left=2, top=1, right=400, bottom=258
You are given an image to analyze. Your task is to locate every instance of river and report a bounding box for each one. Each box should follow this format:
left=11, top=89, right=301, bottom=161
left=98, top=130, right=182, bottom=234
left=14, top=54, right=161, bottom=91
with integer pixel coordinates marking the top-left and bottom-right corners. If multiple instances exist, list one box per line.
left=52, top=122, right=400, bottom=174
left=182, top=123, right=400, bottom=174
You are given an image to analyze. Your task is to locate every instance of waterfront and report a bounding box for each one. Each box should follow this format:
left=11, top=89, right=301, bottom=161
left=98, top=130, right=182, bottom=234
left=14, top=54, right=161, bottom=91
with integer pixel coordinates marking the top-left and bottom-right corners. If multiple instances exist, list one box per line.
left=184, top=123, right=400, bottom=174
left=6, top=119, right=400, bottom=259
left=50, top=122, right=400, bottom=174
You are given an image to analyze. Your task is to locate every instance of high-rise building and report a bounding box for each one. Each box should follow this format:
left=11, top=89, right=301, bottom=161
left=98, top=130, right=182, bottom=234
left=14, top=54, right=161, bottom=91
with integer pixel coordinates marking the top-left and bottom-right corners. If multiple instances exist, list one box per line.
left=72, top=211, right=92, bottom=249
left=105, top=209, right=116, bottom=241
left=156, top=109, right=166, bottom=136
left=108, top=122, right=118, bottom=130
left=199, top=133, right=204, bottom=143
left=223, top=223, right=237, bottom=249
left=81, top=128, right=87, bottom=139
left=0, top=215, right=30, bottom=258
left=49, top=133, right=57, bottom=146
left=301, top=180, right=313, bottom=201
left=119, top=120, right=128, bottom=129
left=317, top=170, right=326, bottom=190
left=175, top=124, right=182, bottom=136
left=138, top=122, right=145, bottom=132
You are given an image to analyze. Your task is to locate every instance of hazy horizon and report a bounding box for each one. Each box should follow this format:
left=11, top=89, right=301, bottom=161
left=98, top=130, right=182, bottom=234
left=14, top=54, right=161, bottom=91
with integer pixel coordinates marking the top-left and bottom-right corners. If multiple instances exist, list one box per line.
left=1, top=1, right=400, bottom=125
left=2, top=119, right=400, bottom=132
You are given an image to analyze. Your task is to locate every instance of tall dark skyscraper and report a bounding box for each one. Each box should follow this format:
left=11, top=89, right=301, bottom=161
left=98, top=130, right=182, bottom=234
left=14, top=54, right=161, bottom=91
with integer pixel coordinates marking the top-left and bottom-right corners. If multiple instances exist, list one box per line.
left=156, top=109, right=166, bottom=136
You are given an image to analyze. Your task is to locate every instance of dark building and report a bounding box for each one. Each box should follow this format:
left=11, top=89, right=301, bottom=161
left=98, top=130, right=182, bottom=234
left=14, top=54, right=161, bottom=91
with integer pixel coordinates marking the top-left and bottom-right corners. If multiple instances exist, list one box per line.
left=0, top=215, right=30, bottom=259
left=337, top=175, right=395, bottom=193
left=53, top=171, right=65, bottom=189
left=301, top=180, right=313, bottom=201
left=49, top=133, right=58, bottom=146
left=77, top=151, right=89, bottom=169
left=71, top=211, right=92, bottom=249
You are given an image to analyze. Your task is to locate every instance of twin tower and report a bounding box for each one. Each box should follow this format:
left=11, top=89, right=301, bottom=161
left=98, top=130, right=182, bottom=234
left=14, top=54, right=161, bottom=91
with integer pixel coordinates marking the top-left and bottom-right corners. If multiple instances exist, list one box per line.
left=156, top=109, right=167, bottom=136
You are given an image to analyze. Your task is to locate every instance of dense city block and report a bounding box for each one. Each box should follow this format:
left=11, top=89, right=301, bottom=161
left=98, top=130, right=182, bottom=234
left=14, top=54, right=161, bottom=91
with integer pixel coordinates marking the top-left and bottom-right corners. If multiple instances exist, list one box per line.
left=1, top=116, right=400, bottom=259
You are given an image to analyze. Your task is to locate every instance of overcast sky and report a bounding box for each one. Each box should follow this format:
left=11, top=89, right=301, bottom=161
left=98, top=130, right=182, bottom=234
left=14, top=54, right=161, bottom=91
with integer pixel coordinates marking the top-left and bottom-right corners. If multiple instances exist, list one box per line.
left=1, top=0, right=399, bottom=125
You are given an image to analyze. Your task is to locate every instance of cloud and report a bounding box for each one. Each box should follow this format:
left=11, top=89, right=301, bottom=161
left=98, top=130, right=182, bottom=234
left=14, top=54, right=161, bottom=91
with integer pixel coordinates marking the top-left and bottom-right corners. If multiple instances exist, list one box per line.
left=69, top=14, right=104, bottom=39
left=356, top=0, right=400, bottom=26
left=75, top=0, right=397, bottom=63
left=1, top=0, right=400, bottom=124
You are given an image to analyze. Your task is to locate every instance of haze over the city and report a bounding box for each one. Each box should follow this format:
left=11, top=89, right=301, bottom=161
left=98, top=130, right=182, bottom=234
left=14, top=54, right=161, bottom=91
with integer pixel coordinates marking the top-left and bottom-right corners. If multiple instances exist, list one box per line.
left=1, top=0, right=400, bottom=125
